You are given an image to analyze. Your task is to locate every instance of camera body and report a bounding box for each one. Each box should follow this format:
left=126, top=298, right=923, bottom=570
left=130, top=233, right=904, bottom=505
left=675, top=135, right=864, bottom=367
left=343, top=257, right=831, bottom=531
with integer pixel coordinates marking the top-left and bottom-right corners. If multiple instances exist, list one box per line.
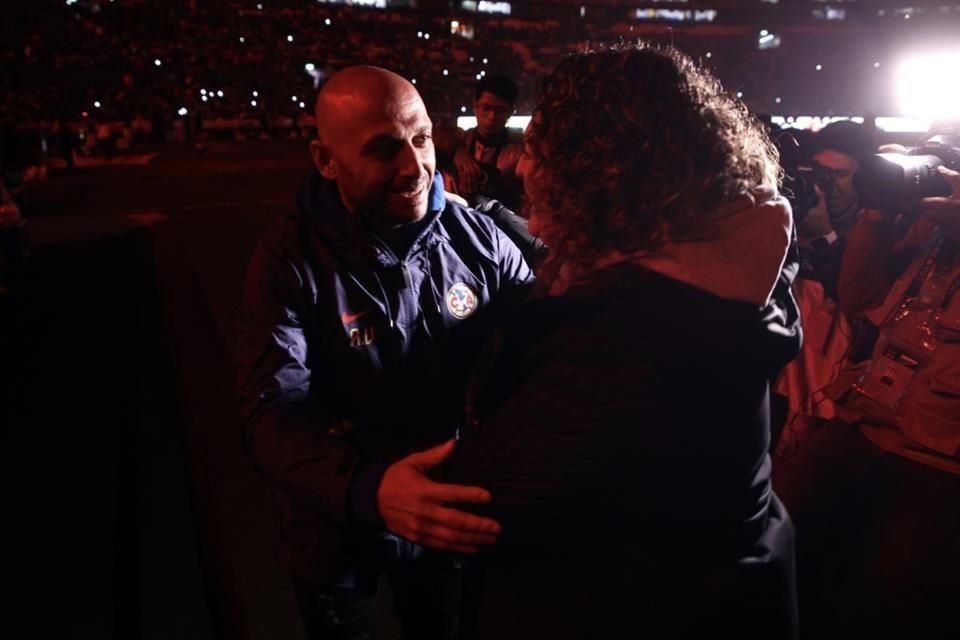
left=853, top=134, right=960, bottom=210
left=775, top=131, right=842, bottom=223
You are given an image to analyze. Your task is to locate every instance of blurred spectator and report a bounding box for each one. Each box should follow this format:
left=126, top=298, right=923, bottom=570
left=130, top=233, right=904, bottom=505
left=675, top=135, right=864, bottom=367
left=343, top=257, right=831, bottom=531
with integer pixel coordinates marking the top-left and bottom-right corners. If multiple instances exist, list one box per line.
left=437, top=74, right=524, bottom=210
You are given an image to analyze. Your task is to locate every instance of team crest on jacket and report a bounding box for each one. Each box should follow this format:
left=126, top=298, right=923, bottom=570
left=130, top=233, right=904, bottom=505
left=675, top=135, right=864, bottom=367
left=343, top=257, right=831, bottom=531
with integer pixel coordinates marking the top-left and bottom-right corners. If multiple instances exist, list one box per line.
left=446, top=282, right=478, bottom=319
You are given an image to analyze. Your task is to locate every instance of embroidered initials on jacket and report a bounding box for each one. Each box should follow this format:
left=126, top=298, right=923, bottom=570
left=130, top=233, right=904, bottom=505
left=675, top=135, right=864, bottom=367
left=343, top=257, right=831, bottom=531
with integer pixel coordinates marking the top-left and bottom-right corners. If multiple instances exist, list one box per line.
left=349, top=326, right=376, bottom=348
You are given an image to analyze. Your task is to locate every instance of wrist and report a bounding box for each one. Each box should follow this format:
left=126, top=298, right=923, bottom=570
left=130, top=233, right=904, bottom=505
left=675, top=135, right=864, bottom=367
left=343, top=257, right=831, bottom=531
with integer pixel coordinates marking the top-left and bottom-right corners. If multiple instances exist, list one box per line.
left=811, top=229, right=839, bottom=249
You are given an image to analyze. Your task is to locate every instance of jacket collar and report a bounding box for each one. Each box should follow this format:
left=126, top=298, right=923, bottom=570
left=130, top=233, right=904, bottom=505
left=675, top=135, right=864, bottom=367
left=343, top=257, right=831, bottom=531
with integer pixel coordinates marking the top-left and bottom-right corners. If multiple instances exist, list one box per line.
left=297, top=170, right=448, bottom=268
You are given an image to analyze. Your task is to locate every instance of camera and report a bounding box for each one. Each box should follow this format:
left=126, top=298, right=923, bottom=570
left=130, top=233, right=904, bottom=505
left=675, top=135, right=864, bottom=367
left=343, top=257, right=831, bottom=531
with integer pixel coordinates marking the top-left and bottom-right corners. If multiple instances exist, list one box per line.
left=774, top=131, right=838, bottom=222
left=852, top=133, right=960, bottom=210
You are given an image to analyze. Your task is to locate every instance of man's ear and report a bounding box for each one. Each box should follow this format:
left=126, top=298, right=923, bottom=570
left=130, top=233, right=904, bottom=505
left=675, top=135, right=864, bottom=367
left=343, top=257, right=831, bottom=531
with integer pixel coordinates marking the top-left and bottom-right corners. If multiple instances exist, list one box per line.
left=310, top=139, right=337, bottom=180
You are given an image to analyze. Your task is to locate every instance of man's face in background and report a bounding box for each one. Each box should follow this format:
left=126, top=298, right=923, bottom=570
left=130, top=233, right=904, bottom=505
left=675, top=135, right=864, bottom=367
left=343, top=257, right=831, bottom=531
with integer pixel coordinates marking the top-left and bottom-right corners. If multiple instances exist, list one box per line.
left=812, top=149, right=860, bottom=218
left=474, top=91, right=513, bottom=139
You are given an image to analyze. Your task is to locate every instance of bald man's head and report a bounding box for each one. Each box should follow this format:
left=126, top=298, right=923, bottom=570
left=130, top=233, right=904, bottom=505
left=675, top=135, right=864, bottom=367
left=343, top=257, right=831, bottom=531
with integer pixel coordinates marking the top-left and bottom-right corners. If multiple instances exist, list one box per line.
left=310, top=66, right=436, bottom=226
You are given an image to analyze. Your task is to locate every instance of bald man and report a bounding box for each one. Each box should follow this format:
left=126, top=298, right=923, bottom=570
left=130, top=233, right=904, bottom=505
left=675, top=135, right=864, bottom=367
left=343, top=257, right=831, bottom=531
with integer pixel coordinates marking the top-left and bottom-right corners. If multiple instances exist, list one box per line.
left=237, top=66, right=533, bottom=638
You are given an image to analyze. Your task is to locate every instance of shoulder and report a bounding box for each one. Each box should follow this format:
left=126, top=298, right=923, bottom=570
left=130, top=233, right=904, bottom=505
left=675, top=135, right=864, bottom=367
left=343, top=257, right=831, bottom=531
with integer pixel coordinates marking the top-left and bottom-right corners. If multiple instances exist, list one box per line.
left=437, top=201, right=504, bottom=259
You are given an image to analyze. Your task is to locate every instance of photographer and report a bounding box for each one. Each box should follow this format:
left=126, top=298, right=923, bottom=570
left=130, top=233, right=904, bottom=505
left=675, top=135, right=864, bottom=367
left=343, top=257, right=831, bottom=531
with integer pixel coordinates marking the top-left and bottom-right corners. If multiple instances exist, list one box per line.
left=797, top=121, right=875, bottom=299
left=837, top=163, right=960, bottom=472
left=777, top=143, right=960, bottom=639
left=772, top=122, right=875, bottom=434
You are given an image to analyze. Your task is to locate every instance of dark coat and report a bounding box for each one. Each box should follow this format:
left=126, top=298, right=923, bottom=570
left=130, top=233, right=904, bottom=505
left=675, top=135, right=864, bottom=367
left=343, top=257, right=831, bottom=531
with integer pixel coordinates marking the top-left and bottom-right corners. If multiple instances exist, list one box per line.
left=449, top=263, right=800, bottom=639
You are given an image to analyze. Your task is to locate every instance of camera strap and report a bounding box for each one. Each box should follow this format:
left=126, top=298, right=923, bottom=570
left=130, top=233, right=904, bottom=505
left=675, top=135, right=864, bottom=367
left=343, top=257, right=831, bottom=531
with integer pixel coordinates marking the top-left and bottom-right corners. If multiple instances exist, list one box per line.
left=877, top=231, right=946, bottom=329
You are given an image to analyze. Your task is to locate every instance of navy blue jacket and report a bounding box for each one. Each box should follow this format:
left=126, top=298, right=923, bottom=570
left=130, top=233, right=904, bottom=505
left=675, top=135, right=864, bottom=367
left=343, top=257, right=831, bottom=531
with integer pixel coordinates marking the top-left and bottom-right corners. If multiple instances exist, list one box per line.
left=236, top=170, right=533, bottom=578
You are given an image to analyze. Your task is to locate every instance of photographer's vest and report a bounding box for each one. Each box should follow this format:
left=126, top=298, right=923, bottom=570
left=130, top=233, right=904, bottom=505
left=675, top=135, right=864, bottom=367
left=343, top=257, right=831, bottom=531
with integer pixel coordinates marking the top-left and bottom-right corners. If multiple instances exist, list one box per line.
left=846, top=230, right=960, bottom=474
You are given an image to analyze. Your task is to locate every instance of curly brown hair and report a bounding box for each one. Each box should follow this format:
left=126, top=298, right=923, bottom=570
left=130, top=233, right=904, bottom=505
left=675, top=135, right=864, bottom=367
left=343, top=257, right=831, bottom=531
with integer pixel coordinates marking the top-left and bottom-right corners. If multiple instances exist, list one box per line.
left=524, top=42, right=780, bottom=286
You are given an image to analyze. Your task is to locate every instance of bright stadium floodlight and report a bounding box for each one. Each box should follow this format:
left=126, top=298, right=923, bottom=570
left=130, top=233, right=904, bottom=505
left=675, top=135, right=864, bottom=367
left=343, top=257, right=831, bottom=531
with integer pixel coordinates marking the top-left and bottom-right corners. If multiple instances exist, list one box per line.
left=895, top=50, right=960, bottom=120
left=305, top=63, right=315, bottom=72
left=458, top=115, right=531, bottom=130
left=178, top=107, right=188, bottom=116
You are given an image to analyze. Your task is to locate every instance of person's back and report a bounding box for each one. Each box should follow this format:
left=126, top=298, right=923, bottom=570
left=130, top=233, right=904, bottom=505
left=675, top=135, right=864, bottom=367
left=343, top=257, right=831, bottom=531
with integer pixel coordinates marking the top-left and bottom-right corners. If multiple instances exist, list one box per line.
left=452, top=260, right=796, bottom=640
left=447, top=44, right=799, bottom=639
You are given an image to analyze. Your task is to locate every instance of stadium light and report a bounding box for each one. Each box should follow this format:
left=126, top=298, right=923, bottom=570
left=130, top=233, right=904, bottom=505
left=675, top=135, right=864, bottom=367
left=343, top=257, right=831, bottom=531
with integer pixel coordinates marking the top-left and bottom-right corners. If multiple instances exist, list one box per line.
left=325, top=19, right=331, bottom=26
left=895, top=50, right=960, bottom=119
left=815, top=64, right=822, bottom=71
left=299, top=101, right=306, bottom=109
left=443, top=69, right=449, bottom=76
left=201, top=89, right=207, bottom=95
left=178, top=107, right=188, bottom=116
left=217, top=90, right=224, bottom=97
left=458, top=115, right=530, bottom=130
left=287, top=35, right=294, bottom=43
left=291, top=96, right=298, bottom=102
left=252, top=90, right=259, bottom=97
left=239, top=36, right=245, bottom=44
left=424, top=33, right=430, bottom=40
left=202, top=96, right=209, bottom=102
left=154, top=59, right=162, bottom=67
left=251, top=100, right=258, bottom=107
left=94, top=101, right=101, bottom=108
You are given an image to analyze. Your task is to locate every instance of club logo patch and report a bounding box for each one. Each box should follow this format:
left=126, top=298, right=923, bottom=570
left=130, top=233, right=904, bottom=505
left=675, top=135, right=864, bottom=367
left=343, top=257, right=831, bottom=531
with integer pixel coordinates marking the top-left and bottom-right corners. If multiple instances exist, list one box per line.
left=446, top=282, right=478, bottom=319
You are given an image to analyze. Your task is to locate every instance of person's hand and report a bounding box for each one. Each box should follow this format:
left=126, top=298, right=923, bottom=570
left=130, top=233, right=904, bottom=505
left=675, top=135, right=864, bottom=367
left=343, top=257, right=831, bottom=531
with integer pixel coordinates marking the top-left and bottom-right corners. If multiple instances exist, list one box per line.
left=798, top=185, right=834, bottom=241
left=377, top=439, right=500, bottom=554
left=919, top=166, right=960, bottom=243
left=453, top=147, right=485, bottom=196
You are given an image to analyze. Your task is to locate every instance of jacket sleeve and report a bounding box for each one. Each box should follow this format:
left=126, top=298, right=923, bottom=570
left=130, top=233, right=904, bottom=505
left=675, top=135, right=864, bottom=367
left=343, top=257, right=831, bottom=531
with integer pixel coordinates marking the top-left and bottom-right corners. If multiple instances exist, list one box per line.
left=476, top=197, right=548, bottom=270
left=493, top=216, right=536, bottom=291
left=837, top=214, right=935, bottom=318
left=236, top=231, right=382, bottom=525
left=761, top=224, right=803, bottom=378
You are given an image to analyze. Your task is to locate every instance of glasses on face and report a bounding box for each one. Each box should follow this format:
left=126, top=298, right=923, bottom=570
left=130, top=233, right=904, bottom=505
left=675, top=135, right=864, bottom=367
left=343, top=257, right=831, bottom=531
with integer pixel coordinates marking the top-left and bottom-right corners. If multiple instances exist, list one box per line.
left=812, top=161, right=853, bottom=182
